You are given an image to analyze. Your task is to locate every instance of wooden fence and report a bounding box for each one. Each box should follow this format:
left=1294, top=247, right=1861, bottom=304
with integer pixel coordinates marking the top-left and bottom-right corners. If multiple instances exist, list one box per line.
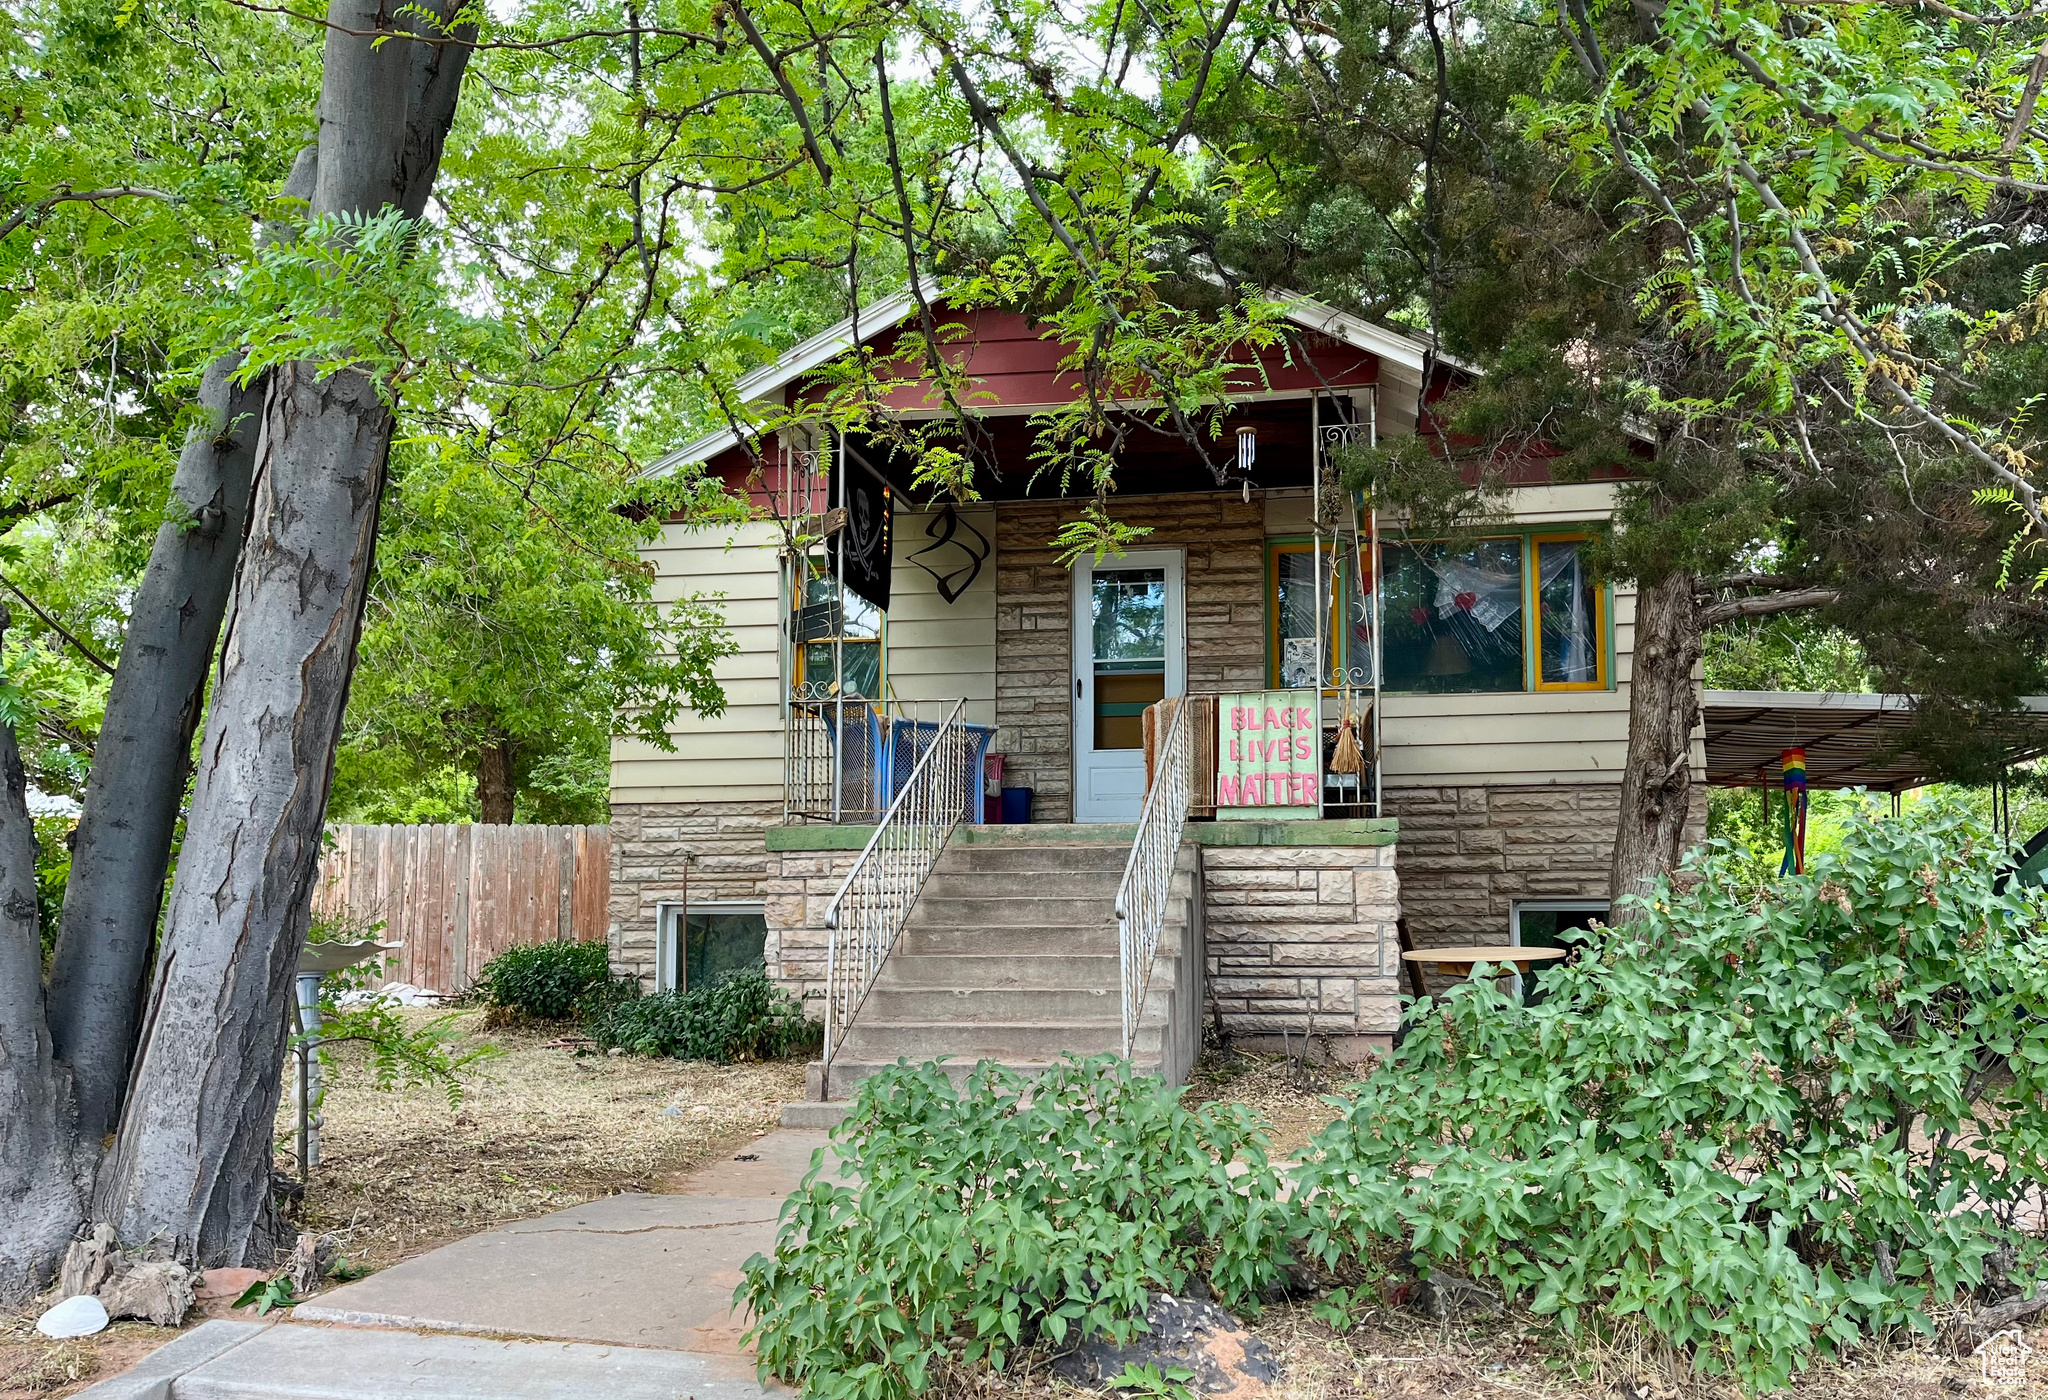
left=312, top=824, right=611, bottom=994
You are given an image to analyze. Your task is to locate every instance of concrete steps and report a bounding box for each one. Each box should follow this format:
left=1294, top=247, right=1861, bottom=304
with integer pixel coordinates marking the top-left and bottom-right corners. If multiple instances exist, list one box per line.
left=791, top=830, right=1199, bottom=1119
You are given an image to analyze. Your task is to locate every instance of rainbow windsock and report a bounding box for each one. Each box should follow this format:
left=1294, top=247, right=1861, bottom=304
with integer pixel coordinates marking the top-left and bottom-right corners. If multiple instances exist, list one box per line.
left=1780, top=747, right=1809, bottom=875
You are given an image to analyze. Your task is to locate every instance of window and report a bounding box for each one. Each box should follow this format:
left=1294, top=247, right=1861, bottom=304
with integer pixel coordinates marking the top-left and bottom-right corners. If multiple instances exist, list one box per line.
left=1533, top=535, right=1605, bottom=689
left=1376, top=531, right=1608, bottom=694
left=1512, top=900, right=1609, bottom=1005
left=793, top=566, right=881, bottom=699
left=655, top=902, right=768, bottom=993
left=1382, top=538, right=1526, bottom=693
left=1267, top=543, right=1374, bottom=690
left=1091, top=566, right=1166, bottom=749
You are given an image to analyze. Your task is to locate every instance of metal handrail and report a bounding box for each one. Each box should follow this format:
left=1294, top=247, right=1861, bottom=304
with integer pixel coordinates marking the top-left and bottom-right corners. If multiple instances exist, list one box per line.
left=1114, top=694, right=1198, bottom=1057
left=821, top=698, right=973, bottom=1065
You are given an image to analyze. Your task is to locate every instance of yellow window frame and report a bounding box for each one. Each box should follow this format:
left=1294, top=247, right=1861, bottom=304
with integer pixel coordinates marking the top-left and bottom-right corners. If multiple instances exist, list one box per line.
left=1266, top=541, right=1350, bottom=691
left=1527, top=532, right=1608, bottom=692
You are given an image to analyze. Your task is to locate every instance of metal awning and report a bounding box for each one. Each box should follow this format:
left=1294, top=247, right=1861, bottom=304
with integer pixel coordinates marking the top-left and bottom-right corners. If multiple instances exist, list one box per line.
left=1701, top=691, right=2048, bottom=790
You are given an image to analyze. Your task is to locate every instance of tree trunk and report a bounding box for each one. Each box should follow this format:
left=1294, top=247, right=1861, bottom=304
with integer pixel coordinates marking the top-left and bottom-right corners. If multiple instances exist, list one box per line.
left=0, top=611, right=93, bottom=1304
left=477, top=739, right=515, bottom=823
left=91, top=0, right=471, bottom=1267
left=1609, top=569, right=1704, bottom=910
left=44, top=354, right=264, bottom=1145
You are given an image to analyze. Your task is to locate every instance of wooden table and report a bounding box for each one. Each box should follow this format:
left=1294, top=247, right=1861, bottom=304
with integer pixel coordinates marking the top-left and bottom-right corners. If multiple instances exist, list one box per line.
left=1400, top=945, right=1568, bottom=977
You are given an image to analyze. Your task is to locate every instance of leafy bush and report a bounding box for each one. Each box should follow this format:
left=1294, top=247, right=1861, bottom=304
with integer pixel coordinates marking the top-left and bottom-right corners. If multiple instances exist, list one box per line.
left=1296, top=803, right=2048, bottom=1391
left=471, top=938, right=617, bottom=1024
left=739, top=1056, right=1298, bottom=1400
left=586, top=973, right=820, bottom=1062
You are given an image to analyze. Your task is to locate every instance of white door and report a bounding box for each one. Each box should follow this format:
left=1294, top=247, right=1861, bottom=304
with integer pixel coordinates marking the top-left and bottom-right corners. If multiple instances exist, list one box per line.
left=1072, top=550, right=1185, bottom=823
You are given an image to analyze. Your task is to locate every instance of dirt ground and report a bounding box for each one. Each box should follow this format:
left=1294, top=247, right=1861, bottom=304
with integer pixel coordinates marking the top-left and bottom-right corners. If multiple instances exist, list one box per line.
left=0, top=1010, right=806, bottom=1399
left=1181, top=1050, right=1355, bottom=1157
left=7, top=1040, right=2044, bottom=1399
left=284, top=1009, right=808, bottom=1271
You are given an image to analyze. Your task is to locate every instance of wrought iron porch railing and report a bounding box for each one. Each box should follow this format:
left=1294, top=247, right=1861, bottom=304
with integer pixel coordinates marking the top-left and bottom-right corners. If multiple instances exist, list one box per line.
left=1115, top=693, right=1200, bottom=1057
left=821, top=698, right=975, bottom=1064
left=785, top=693, right=969, bottom=824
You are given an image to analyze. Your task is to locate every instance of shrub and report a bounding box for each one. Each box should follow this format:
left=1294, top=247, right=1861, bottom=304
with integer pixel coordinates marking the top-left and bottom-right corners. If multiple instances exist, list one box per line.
left=739, top=1055, right=1299, bottom=1400
left=1295, top=802, right=2048, bottom=1391
left=471, top=938, right=617, bottom=1024
left=586, top=973, right=821, bottom=1062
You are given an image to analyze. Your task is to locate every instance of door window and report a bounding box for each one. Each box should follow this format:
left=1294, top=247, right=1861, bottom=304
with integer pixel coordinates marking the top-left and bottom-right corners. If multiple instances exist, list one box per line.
left=1091, top=568, right=1165, bottom=750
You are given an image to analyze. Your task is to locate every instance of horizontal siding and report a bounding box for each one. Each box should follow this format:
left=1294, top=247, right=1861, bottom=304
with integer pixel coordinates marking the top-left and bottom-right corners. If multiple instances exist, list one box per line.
left=885, top=508, right=997, bottom=726
left=612, top=519, right=785, bottom=805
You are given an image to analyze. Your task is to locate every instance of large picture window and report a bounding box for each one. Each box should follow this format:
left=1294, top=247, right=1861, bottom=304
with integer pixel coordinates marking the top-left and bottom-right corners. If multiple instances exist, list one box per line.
left=1382, top=538, right=1527, bottom=693
left=1373, top=530, right=1608, bottom=695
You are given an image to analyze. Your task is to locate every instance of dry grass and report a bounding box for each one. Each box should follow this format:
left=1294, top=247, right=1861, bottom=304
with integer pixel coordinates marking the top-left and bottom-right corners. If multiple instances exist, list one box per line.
left=283, top=1007, right=808, bottom=1270
left=916, top=1302, right=2043, bottom=1400
left=2, top=1010, right=808, bottom=1399
left=1182, top=1050, right=1354, bottom=1158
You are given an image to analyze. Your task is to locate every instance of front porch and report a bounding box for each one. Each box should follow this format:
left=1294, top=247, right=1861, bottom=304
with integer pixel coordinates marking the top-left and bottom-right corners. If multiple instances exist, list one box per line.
left=761, top=817, right=1401, bottom=1073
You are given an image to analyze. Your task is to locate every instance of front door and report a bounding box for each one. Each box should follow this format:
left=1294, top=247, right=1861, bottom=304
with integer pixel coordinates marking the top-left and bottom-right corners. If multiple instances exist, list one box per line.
left=1072, top=550, right=1185, bottom=822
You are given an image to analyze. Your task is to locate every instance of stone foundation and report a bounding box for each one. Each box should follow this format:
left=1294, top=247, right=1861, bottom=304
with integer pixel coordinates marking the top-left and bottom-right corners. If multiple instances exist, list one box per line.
left=1201, top=838, right=1401, bottom=1062
left=607, top=800, right=780, bottom=988
left=1383, top=782, right=1705, bottom=992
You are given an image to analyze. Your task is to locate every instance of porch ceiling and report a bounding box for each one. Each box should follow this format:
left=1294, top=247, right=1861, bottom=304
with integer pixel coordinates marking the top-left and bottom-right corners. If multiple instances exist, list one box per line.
left=1700, top=690, right=2048, bottom=791
left=844, top=397, right=1329, bottom=501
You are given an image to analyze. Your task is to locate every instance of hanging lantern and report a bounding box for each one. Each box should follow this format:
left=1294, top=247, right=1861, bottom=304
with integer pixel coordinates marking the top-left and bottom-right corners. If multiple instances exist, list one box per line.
left=1779, top=747, right=1809, bottom=876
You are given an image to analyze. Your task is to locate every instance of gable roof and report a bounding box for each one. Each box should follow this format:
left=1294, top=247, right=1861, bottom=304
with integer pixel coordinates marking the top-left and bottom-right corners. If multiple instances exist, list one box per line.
left=643, top=285, right=1443, bottom=479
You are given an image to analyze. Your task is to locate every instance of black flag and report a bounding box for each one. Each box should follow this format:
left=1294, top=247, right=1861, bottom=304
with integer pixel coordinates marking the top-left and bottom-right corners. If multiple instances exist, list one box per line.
left=835, top=451, right=892, bottom=613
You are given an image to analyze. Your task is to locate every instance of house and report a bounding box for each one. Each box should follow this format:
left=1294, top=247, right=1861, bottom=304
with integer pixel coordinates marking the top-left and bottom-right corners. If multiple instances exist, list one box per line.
left=605, top=287, right=1683, bottom=1103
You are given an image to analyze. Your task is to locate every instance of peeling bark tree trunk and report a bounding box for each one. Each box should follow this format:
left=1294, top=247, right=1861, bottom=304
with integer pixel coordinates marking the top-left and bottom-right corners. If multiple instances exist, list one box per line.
left=477, top=739, right=515, bottom=824
left=0, top=611, right=93, bottom=1304
left=1610, top=569, right=1704, bottom=910
left=44, top=355, right=264, bottom=1145
left=91, top=0, right=471, bottom=1267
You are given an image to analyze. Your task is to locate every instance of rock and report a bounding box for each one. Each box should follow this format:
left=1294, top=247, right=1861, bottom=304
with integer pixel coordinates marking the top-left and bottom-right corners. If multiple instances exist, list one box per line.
left=660, top=1106, right=685, bottom=1117
left=58, top=1223, right=120, bottom=1299
left=101, top=1258, right=197, bottom=1326
left=36, top=1294, right=110, bottom=1339
left=607, top=1047, right=625, bottom=1057
left=1050, top=1294, right=1279, bottom=1400
left=284, top=1232, right=342, bottom=1296
left=197, top=1267, right=270, bottom=1302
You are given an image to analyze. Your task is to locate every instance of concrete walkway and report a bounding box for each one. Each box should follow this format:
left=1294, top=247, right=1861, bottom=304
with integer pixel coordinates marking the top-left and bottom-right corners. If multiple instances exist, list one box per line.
left=77, top=1129, right=840, bottom=1400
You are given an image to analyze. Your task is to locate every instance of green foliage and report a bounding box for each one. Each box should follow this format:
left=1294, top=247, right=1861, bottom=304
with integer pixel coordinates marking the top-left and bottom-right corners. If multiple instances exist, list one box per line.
left=1108, top=1363, right=1196, bottom=1400
left=1295, top=803, right=2048, bottom=1392
left=471, top=939, right=616, bottom=1024
left=31, top=811, right=73, bottom=964
left=299, top=997, right=500, bottom=1110
left=584, top=974, right=820, bottom=1063
left=232, top=1276, right=296, bottom=1315
left=738, top=1056, right=1299, bottom=1400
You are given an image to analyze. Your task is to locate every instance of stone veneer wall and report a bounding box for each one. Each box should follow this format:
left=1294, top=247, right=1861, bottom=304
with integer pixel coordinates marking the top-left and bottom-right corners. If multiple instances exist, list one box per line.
left=754, top=823, right=1404, bottom=1061
left=1382, top=783, right=1706, bottom=991
left=995, top=495, right=1267, bottom=823
left=1203, top=839, right=1401, bottom=1063
left=608, top=799, right=781, bottom=988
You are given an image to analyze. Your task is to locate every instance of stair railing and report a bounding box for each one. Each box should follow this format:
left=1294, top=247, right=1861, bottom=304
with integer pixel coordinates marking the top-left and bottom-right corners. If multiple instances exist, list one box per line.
left=821, top=698, right=973, bottom=1065
left=1114, top=694, right=1199, bottom=1057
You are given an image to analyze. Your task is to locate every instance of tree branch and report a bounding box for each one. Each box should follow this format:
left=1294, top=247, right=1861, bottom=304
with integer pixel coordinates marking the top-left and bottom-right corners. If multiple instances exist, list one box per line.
left=1698, top=586, right=1839, bottom=628
left=0, top=187, right=177, bottom=243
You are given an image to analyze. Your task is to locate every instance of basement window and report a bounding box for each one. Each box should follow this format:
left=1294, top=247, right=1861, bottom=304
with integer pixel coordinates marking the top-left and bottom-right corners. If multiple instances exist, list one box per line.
left=1511, top=900, right=1609, bottom=1004
left=654, top=901, right=768, bottom=993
